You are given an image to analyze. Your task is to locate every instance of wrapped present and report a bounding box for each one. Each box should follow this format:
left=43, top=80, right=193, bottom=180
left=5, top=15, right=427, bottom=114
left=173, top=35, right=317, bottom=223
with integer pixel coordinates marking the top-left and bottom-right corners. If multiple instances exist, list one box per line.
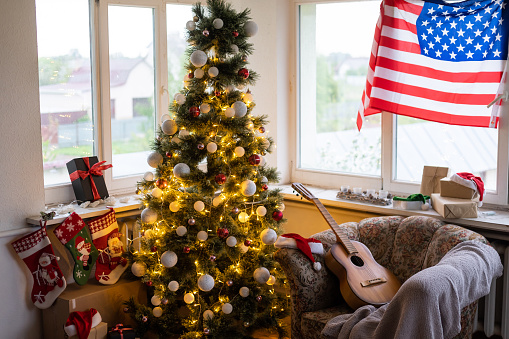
left=420, top=166, right=449, bottom=196
left=107, top=324, right=135, bottom=339
left=440, top=178, right=477, bottom=200
left=431, top=193, right=478, bottom=219
left=67, top=157, right=112, bottom=202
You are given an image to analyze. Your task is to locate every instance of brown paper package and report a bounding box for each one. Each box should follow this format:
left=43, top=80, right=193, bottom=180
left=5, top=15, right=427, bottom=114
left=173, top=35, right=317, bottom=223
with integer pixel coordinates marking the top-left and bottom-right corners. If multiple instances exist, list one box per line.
left=431, top=193, right=478, bottom=218
left=440, top=178, right=478, bottom=200
left=420, top=166, right=449, bottom=196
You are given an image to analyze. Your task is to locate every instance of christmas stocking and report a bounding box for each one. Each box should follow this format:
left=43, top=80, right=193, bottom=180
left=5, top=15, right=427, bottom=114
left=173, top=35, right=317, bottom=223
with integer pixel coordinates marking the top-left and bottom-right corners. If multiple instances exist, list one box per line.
left=88, top=209, right=127, bottom=284
left=53, top=212, right=99, bottom=285
left=11, top=222, right=67, bottom=309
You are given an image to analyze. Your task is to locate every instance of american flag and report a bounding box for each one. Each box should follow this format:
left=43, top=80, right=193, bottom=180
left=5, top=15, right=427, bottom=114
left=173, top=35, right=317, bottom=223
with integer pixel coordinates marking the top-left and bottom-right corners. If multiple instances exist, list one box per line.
left=357, top=0, right=508, bottom=131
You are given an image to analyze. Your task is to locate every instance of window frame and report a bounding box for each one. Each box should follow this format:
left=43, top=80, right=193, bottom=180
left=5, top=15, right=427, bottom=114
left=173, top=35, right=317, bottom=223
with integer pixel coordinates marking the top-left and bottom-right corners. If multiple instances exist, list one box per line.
left=291, top=0, right=509, bottom=207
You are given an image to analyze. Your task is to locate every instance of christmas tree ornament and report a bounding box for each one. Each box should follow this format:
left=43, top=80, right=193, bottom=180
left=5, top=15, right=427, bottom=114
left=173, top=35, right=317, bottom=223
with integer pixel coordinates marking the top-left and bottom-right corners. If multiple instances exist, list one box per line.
left=200, top=103, right=210, bottom=113
left=169, top=201, right=180, bottom=212
left=222, top=303, right=233, bottom=314
left=214, top=90, right=221, bottom=97
left=162, top=298, right=168, bottom=305
left=179, top=129, right=190, bottom=138
left=11, top=222, right=66, bottom=309
left=198, top=274, right=215, bottom=291
left=151, top=295, right=162, bottom=306
left=214, top=174, right=226, bottom=185
left=172, top=136, right=182, bottom=144
left=193, top=15, right=199, bottom=22
left=244, top=322, right=250, bottom=327
left=253, top=267, right=270, bottom=284
left=142, top=316, right=148, bottom=323
left=194, top=201, right=205, bottom=212
left=207, top=142, right=218, bottom=153
left=208, top=67, right=219, bottom=77
left=244, top=239, right=252, bottom=246
left=225, top=84, right=236, bottom=93
left=136, top=188, right=141, bottom=195
left=238, top=212, right=249, bottom=223
left=203, top=310, right=214, bottom=320
left=226, top=236, right=237, bottom=247
left=256, top=295, right=262, bottom=302
left=147, top=152, right=163, bottom=168
left=197, top=143, right=205, bottom=150
left=156, top=178, right=167, bottom=189
left=238, top=68, right=249, bottom=79
left=212, top=194, right=224, bottom=206
left=204, top=328, right=210, bottom=335
left=175, top=93, right=186, bottom=105
left=197, top=231, right=209, bottom=241
left=256, top=206, right=267, bottom=216
left=248, top=154, right=261, bottom=165
left=212, top=18, right=223, bottom=29
left=141, top=208, right=158, bottom=224
left=189, top=106, right=200, bottom=117
left=151, top=246, right=158, bottom=252
left=161, top=251, right=178, bottom=268
left=225, top=107, right=235, bottom=118
left=231, top=207, right=239, bottom=214
left=168, top=280, right=179, bottom=291
left=258, top=126, right=265, bottom=134
left=194, top=68, right=205, bottom=79
left=188, top=218, right=196, bottom=225
left=188, top=71, right=194, bottom=79
left=53, top=213, right=99, bottom=285
left=261, top=138, right=270, bottom=149
left=176, top=226, right=187, bottom=236
left=244, top=92, right=253, bottom=103
left=184, top=293, right=195, bottom=304
left=243, top=21, right=258, bottom=37
left=151, top=187, right=163, bottom=198
left=232, top=101, right=247, bottom=117
left=239, top=287, right=250, bottom=297
left=203, top=29, right=210, bottom=36
left=162, top=119, right=178, bottom=135
left=226, top=280, right=233, bottom=286
left=260, top=228, right=277, bottom=245
left=186, top=20, right=196, bottom=31
left=173, top=163, right=191, bottom=179
left=262, top=184, right=268, bottom=191
left=190, top=50, right=208, bottom=67
left=242, top=54, right=248, bottom=62
left=240, top=244, right=249, bottom=253
left=216, top=228, right=229, bottom=239
left=143, top=171, right=154, bottom=181
left=143, top=229, right=153, bottom=238
left=89, top=209, right=128, bottom=284
left=230, top=44, right=239, bottom=54
left=232, top=30, right=239, bottom=37
left=259, top=156, right=267, bottom=166
left=146, top=280, right=153, bottom=286
left=160, top=113, right=171, bottom=122
left=153, top=307, right=163, bottom=317
left=260, top=176, right=268, bottom=184
left=266, top=275, right=276, bottom=285
left=272, top=210, right=283, bottom=221
left=240, top=179, right=256, bottom=196
left=209, top=255, right=216, bottom=261
left=234, top=146, right=245, bottom=157
left=123, top=307, right=129, bottom=313
left=183, top=246, right=191, bottom=253
left=131, top=262, right=146, bottom=277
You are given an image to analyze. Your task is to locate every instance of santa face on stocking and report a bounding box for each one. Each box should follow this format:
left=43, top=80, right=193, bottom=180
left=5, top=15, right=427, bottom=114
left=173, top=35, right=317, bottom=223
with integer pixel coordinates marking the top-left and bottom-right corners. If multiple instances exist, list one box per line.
left=75, top=236, right=92, bottom=270
left=37, top=253, right=63, bottom=287
left=108, top=233, right=123, bottom=258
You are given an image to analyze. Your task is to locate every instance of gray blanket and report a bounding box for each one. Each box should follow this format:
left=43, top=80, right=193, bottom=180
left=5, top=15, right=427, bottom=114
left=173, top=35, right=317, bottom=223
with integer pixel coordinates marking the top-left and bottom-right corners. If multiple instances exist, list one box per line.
left=321, top=240, right=503, bottom=339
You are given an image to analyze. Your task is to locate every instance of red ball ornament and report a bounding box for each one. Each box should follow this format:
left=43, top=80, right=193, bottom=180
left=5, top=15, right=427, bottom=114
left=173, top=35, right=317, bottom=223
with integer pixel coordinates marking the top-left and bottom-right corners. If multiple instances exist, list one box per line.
left=244, top=239, right=252, bottom=246
left=183, top=246, right=191, bottom=253
left=146, top=281, right=153, bottom=287
left=232, top=30, right=239, bottom=37
left=151, top=246, right=157, bottom=252
left=197, top=143, right=205, bottom=150
left=248, top=154, right=261, bottom=166
left=161, top=298, right=168, bottom=305
left=189, top=106, right=200, bottom=117
left=262, top=184, right=268, bottom=191
left=215, top=173, right=226, bottom=185
left=272, top=210, right=283, bottom=221
left=156, top=178, right=167, bottom=189
left=188, top=218, right=196, bottom=225
left=238, top=68, right=249, bottom=79
left=217, top=228, right=229, bottom=239
left=214, top=90, right=221, bottom=97
left=188, top=72, right=194, bottom=79
left=166, top=151, right=173, bottom=158
left=258, top=127, right=265, bottom=133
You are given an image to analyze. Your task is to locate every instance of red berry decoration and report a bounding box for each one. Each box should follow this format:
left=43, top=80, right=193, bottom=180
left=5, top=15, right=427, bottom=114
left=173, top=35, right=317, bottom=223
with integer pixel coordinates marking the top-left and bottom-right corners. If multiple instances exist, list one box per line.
left=188, top=71, right=194, bottom=79
left=156, top=178, right=168, bottom=189
left=244, top=239, right=252, bottom=246
left=189, top=106, right=200, bottom=117
left=166, top=151, right=173, bottom=158
left=215, top=173, right=226, bottom=185
left=232, top=30, right=239, bottom=37
left=217, top=228, right=229, bottom=239
left=146, top=281, right=153, bottom=287
left=238, top=68, right=249, bottom=79
left=183, top=246, right=191, bottom=253
left=248, top=154, right=261, bottom=166
left=151, top=246, right=157, bottom=252
left=272, top=210, right=283, bottom=221
left=162, top=298, right=168, bottom=305
left=262, top=184, right=268, bottom=191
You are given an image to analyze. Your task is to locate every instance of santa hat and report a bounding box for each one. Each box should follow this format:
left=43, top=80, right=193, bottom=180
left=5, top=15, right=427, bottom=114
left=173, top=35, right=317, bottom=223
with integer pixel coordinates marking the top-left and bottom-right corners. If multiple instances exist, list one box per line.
left=450, top=172, right=485, bottom=207
left=64, top=308, right=102, bottom=339
left=274, top=233, right=324, bottom=271
left=76, top=236, right=85, bottom=249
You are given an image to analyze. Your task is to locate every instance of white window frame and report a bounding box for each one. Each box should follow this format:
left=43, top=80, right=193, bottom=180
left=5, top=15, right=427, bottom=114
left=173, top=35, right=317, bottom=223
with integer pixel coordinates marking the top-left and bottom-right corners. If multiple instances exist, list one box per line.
left=291, top=0, right=509, bottom=207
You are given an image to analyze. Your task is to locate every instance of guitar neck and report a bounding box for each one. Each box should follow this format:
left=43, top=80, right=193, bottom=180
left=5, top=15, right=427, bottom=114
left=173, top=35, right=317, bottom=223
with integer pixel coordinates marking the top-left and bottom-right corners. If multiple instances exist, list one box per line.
left=311, top=198, right=358, bottom=254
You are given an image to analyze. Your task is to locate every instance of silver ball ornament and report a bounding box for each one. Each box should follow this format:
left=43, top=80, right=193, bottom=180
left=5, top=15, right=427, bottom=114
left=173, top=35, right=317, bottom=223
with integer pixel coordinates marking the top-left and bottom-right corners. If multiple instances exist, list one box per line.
left=208, top=67, right=219, bottom=78
left=240, top=180, right=256, bottom=196
left=162, top=119, right=178, bottom=135
left=244, top=21, right=258, bottom=37
left=260, top=228, right=277, bottom=245
left=176, top=226, right=187, bottom=236
left=212, top=18, right=223, bottom=29
left=232, top=101, right=247, bottom=117
left=147, top=152, right=163, bottom=168
left=168, top=280, right=179, bottom=291
left=198, top=274, right=215, bottom=292
left=222, top=303, right=233, bottom=314
left=141, top=208, right=158, bottom=224
left=161, top=251, right=178, bottom=268
left=239, top=286, right=250, bottom=297
left=153, top=307, right=163, bottom=317
left=190, top=50, right=208, bottom=67
left=194, top=68, right=205, bottom=79
left=253, top=267, right=270, bottom=284
left=131, top=262, right=146, bottom=277
left=200, top=103, right=211, bottom=113
left=186, top=20, right=196, bottom=31
left=173, top=163, right=190, bottom=179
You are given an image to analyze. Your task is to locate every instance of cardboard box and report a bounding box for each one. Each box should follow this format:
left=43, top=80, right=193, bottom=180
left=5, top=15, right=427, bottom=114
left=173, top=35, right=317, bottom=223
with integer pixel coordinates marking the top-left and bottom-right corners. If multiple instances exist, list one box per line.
left=66, top=156, right=110, bottom=202
left=431, top=193, right=478, bottom=218
left=440, top=178, right=477, bottom=200
left=68, top=322, right=107, bottom=339
left=420, top=166, right=449, bottom=196
left=43, top=279, right=146, bottom=339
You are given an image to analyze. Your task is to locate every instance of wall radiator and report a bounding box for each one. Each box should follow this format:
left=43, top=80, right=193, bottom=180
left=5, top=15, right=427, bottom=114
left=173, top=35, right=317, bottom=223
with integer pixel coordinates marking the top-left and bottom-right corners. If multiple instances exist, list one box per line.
left=475, top=241, right=509, bottom=338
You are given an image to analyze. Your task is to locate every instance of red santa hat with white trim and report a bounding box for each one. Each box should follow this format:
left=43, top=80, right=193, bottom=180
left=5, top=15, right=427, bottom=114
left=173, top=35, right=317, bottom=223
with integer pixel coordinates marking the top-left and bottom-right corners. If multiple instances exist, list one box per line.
left=450, top=172, right=485, bottom=207
left=274, top=233, right=324, bottom=271
left=64, top=308, right=102, bottom=339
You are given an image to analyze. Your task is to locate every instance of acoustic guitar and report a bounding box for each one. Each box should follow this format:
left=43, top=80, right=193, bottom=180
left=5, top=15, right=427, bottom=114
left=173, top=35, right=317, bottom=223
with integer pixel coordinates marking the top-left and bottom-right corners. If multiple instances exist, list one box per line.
left=291, top=183, right=401, bottom=310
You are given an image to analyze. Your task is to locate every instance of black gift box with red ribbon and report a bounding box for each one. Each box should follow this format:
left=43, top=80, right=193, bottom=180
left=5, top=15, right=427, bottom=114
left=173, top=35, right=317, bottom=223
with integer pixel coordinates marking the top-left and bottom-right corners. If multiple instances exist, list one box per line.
left=107, top=324, right=135, bottom=339
left=66, top=156, right=112, bottom=202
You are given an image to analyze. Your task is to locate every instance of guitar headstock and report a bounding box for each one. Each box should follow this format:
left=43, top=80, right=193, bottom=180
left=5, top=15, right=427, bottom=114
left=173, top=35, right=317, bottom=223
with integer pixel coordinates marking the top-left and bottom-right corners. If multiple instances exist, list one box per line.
left=291, top=183, right=316, bottom=201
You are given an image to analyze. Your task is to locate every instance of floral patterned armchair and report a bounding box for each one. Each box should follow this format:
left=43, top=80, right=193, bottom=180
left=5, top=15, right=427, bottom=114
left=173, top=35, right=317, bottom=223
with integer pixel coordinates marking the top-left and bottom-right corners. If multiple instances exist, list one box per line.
left=274, top=215, right=488, bottom=339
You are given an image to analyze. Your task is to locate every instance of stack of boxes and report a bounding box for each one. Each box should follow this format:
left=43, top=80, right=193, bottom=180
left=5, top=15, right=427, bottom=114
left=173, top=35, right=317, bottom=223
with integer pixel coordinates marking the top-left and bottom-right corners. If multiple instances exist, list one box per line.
left=431, top=178, right=479, bottom=218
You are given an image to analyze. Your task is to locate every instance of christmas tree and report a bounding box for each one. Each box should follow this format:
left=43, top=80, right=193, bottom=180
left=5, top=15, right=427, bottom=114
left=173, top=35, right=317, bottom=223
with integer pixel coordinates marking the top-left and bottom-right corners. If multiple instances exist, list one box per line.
left=125, top=1, right=289, bottom=337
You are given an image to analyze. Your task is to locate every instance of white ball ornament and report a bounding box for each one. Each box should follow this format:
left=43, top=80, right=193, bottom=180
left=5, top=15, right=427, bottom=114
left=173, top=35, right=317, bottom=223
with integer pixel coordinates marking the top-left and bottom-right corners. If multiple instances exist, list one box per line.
left=212, top=18, right=224, bottom=29
left=147, top=152, right=163, bottom=168
left=198, top=274, right=215, bottom=292
left=168, top=280, right=179, bottom=292
left=197, top=231, right=209, bottom=241
left=190, top=50, right=208, bottom=67
left=244, top=21, right=258, bottom=37
left=144, top=171, right=155, bottom=181
left=240, top=244, right=249, bottom=253
left=179, top=129, right=190, bottom=138
left=278, top=203, right=286, bottom=212
left=234, top=146, right=245, bottom=157
left=421, top=203, right=430, bottom=211
left=232, top=101, right=248, bottom=117
left=261, top=138, right=270, bottom=149
left=260, top=176, right=268, bottom=184
left=175, top=93, right=186, bottom=105
left=176, top=226, right=187, bottom=236
left=184, top=293, right=195, bottom=304
left=259, top=156, right=266, bottom=167
left=131, top=262, right=146, bottom=277
left=194, top=68, right=205, bottom=79
left=240, top=180, right=256, bottom=196
left=161, top=251, right=178, bottom=268
left=212, top=195, right=225, bottom=207
left=141, top=208, right=158, bottom=224
left=203, top=310, right=214, bottom=320
left=200, top=103, right=211, bottom=114
left=225, top=84, right=236, bottom=94
left=207, top=142, right=218, bottom=153
left=208, top=67, right=219, bottom=78
left=153, top=307, right=163, bottom=318
left=224, top=107, right=235, bottom=118
left=151, top=187, right=162, bottom=199
left=194, top=201, right=205, bottom=212
left=267, top=275, right=276, bottom=286
left=261, top=228, right=278, bottom=245
left=171, top=136, right=182, bottom=144
left=243, top=92, right=253, bottom=103
left=253, top=267, right=270, bottom=284
left=160, top=114, right=171, bottom=122
left=256, top=206, right=267, bottom=216
left=169, top=201, right=180, bottom=212
left=143, top=229, right=153, bottom=239
left=173, top=163, right=190, bottom=179
left=239, top=287, right=250, bottom=297
left=238, top=212, right=249, bottom=223
left=222, top=303, right=233, bottom=314
left=151, top=295, right=162, bottom=306
left=162, top=119, right=178, bottom=135
left=186, top=20, right=196, bottom=31
left=230, top=44, right=239, bottom=54
left=226, top=236, right=237, bottom=247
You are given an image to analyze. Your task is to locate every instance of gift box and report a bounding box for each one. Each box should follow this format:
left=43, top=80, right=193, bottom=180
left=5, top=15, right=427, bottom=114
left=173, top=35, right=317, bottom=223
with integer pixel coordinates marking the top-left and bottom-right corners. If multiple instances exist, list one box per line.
left=431, top=193, right=478, bottom=219
left=107, top=324, right=136, bottom=339
left=420, top=166, right=449, bottom=196
left=67, top=322, right=108, bottom=339
left=67, top=156, right=111, bottom=202
left=440, top=178, right=478, bottom=200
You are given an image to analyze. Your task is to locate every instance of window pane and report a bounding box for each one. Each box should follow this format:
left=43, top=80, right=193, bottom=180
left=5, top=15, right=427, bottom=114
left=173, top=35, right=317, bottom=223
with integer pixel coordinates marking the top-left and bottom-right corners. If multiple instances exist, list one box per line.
left=37, top=0, right=94, bottom=186
left=108, top=6, right=155, bottom=178
left=298, top=2, right=382, bottom=176
left=395, top=116, right=498, bottom=191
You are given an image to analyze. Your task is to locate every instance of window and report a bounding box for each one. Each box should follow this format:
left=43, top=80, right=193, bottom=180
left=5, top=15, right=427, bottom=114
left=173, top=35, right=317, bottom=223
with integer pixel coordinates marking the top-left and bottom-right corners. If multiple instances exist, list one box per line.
left=36, top=0, right=193, bottom=203
left=295, top=0, right=508, bottom=205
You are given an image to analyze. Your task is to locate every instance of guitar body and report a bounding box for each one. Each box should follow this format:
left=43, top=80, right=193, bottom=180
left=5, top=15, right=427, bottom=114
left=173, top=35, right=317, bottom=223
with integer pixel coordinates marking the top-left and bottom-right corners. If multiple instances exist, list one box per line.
left=325, top=240, right=402, bottom=310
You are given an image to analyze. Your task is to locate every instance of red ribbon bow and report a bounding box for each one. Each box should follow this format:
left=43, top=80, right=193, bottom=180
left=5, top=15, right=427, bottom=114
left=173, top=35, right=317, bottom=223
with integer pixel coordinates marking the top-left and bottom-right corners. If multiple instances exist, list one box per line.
left=69, top=157, right=112, bottom=201
left=109, top=324, right=133, bottom=339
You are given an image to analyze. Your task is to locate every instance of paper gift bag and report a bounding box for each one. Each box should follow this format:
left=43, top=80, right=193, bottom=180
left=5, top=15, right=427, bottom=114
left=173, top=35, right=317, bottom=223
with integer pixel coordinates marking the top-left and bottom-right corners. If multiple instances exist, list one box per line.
left=420, top=166, right=449, bottom=196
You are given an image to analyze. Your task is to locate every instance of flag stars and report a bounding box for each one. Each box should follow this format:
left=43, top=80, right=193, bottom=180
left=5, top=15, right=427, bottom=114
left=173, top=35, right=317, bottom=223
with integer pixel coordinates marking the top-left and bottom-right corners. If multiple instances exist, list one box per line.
left=450, top=21, right=458, bottom=29
left=457, top=28, right=465, bottom=37
left=483, top=21, right=490, bottom=28
left=474, top=29, right=482, bottom=37
left=422, top=20, right=429, bottom=26
left=450, top=36, right=457, bottom=44
left=491, top=26, right=498, bottom=34
left=483, top=50, right=488, bottom=58
left=453, top=7, right=461, bottom=12
left=442, top=43, right=450, bottom=51
left=434, top=35, right=442, bottom=43
left=495, top=33, right=502, bottom=41
left=457, top=44, right=465, bottom=52
left=428, top=41, right=435, bottom=49
left=450, top=51, right=457, bottom=59
left=428, top=7, right=436, bottom=14
left=493, top=49, right=502, bottom=57
left=458, top=15, right=466, bottom=21
left=442, top=27, right=449, bottom=35
left=465, top=36, right=474, bottom=44
left=435, top=50, right=442, bottom=57
left=436, top=20, right=444, bottom=27
left=474, top=13, right=483, bottom=21
left=474, top=42, right=483, bottom=50
left=432, top=14, right=438, bottom=21
left=466, top=21, right=474, bottom=29
left=421, top=33, right=428, bottom=40
left=482, top=34, right=490, bottom=43
left=484, top=6, right=493, bottom=13
left=466, top=51, right=474, bottom=58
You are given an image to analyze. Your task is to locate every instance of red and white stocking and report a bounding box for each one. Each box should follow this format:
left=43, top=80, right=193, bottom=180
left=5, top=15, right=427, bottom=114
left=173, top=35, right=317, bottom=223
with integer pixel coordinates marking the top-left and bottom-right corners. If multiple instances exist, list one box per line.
left=11, top=222, right=67, bottom=309
left=88, top=209, right=127, bottom=284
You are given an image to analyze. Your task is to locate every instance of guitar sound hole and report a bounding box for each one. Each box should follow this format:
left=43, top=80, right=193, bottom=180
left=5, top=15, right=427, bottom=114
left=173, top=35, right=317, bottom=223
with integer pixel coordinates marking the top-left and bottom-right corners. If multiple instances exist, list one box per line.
left=350, top=255, right=364, bottom=267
